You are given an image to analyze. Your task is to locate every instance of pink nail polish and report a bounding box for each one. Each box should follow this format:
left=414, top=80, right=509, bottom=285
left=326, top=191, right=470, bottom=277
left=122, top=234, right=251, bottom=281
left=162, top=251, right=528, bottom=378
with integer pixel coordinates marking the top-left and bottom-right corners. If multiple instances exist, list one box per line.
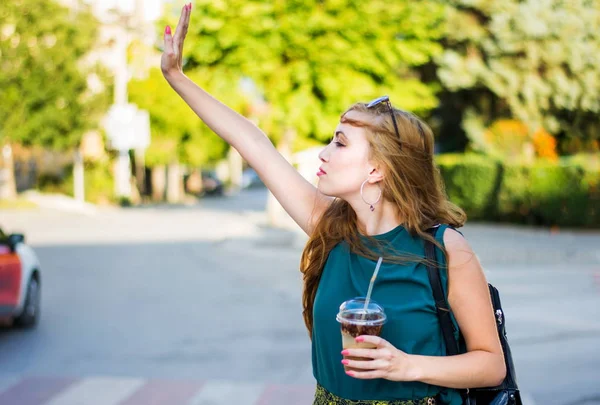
left=341, top=350, right=349, bottom=355
left=355, top=337, right=364, bottom=343
left=341, top=360, right=349, bottom=365
left=165, top=25, right=171, bottom=35
left=346, top=370, right=354, bottom=376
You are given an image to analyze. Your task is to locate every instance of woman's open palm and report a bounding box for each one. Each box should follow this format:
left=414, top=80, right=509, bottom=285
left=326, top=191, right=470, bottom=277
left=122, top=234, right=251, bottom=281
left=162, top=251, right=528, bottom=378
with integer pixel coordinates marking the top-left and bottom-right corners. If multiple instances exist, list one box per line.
left=161, top=3, right=191, bottom=78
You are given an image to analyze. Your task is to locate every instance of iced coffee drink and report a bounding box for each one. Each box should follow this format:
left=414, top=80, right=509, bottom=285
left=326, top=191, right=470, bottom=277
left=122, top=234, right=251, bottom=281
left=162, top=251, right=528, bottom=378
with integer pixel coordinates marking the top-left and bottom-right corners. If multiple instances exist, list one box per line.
left=336, top=298, right=386, bottom=372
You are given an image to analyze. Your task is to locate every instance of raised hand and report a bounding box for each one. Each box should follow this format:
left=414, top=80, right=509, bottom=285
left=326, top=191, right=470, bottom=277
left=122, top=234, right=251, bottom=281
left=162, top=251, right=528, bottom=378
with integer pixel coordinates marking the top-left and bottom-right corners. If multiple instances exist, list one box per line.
left=161, top=3, right=192, bottom=79
left=158, top=1, right=329, bottom=238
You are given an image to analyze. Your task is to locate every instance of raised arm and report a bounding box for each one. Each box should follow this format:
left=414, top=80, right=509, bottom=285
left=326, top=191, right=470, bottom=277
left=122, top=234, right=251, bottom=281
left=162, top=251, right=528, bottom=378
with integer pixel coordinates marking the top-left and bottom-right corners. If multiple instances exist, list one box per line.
left=161, top=4, right=332, bottom=234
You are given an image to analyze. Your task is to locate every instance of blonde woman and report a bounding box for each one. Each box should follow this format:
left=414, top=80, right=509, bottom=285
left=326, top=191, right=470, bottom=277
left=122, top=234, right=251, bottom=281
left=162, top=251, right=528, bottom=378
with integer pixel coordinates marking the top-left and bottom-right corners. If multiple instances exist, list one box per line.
left=162, top=5, right=505, bottom=405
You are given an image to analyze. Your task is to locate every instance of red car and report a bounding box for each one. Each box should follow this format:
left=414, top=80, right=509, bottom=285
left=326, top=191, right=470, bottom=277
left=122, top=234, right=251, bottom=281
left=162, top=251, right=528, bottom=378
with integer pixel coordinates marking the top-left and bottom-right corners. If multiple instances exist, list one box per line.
left=0, top=227, right=41, bottom=328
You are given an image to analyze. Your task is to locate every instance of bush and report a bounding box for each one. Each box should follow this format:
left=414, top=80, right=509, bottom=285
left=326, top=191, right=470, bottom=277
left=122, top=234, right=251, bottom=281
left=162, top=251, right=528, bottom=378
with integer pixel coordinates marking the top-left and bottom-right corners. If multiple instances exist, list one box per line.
left=37, top=160, right=115, bottom=205
left=436, top=154, right=600, bottom=228
left=435, top=154, right=502, bottom=220
left=498, top=162, right=588, bottom=226
left=37, top=172, right=70, bottom=195
left=482, top=120, right=530, bottom=159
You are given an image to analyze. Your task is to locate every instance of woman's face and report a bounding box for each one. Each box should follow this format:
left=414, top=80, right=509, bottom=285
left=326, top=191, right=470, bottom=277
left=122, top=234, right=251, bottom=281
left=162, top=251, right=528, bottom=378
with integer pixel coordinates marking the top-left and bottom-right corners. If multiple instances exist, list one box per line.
left=317, top=110, right=375, bottom=198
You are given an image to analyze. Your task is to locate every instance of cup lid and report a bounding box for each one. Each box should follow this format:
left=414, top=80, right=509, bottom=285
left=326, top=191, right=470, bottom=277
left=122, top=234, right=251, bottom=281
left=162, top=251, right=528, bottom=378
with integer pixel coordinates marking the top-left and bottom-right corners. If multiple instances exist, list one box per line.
left=336, top=297, right=386, bottom=325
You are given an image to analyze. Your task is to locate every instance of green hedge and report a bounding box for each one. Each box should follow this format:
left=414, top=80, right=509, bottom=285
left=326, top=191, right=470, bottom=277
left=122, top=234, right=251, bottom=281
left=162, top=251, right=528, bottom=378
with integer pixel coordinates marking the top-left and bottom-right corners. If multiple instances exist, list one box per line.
left=37, top=160, right=114, bottom=205
left=436, top=154, right=600, bottom=228
left=435, top=154, right=501, bottom=220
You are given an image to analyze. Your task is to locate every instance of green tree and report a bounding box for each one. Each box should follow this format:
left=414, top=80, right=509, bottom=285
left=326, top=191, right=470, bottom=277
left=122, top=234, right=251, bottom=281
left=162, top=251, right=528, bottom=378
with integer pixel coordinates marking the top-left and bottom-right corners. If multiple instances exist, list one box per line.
left=435, top=0, right=600, bottom=154
left=128, top=68, right=243, bottom=168
left=0, top=0, right=110, bottom=197
left=161, top=0, right=446, bottom=151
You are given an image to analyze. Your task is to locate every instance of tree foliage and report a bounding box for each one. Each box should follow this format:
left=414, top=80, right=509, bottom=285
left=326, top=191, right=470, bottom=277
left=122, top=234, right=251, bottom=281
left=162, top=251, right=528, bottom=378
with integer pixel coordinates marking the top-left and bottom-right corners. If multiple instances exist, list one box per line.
left=436, top=0, right=600, bottom=154
left=128, top=68, right=233, bottom=167
left=0, top=0, right=110, bottom=150
left=158, top=0, right=445, bottom=154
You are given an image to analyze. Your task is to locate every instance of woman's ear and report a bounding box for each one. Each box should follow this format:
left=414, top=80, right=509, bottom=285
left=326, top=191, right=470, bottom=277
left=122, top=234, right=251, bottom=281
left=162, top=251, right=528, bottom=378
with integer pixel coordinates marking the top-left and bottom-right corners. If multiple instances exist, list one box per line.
left=368, top=166, right=385, bottom=184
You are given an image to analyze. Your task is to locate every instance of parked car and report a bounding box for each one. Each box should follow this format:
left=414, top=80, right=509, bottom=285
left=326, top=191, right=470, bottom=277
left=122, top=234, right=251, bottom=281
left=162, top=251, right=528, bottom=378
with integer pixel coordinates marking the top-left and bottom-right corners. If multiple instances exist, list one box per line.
left=184, top=169, right=225, bottom=197
left=241, top=168, right=264, bottom=189
left=0, top=228, right=41, bottom=328
left=200, top=170, right=225, bottom=196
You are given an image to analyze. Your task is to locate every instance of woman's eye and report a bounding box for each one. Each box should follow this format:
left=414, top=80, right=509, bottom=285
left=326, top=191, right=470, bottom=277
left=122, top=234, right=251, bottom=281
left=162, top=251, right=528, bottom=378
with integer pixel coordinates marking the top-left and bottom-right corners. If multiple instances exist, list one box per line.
left=335, top=141, right=345, bottom=147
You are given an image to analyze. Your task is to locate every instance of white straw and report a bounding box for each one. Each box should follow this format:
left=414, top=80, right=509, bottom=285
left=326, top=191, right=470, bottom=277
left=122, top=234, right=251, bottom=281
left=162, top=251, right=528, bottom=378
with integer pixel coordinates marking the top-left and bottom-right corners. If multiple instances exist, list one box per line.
left=363, top=256, right=383, bottom=314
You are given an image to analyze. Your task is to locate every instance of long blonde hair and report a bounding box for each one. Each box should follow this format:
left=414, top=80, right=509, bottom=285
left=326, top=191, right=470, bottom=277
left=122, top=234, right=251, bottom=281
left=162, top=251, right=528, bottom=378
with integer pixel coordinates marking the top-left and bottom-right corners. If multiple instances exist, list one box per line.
left=300, top=102, right=466, bottom=335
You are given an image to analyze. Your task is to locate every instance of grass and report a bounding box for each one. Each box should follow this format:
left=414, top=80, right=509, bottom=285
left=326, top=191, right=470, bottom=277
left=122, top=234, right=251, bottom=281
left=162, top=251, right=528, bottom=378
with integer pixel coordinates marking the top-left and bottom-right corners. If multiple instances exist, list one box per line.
left=0, top=198, right=38, bottom=210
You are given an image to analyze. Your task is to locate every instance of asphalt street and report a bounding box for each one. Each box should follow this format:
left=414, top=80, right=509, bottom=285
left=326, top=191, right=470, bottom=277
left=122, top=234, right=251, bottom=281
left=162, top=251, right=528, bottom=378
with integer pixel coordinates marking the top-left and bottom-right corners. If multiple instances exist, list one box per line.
left=1, top=188, right=599, bottom=405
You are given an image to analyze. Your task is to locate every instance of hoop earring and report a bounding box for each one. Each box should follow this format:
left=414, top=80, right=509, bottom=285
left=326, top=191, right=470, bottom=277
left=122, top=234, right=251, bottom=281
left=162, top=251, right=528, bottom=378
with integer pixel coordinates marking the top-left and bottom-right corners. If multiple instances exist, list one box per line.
left=360, top=179, right=382, bottom=212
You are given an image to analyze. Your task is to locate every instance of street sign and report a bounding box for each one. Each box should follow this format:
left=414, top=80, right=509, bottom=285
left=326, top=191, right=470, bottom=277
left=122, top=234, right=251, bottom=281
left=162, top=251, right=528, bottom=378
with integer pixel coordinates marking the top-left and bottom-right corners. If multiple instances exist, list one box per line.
left=103, top=103, right=150, bottom=151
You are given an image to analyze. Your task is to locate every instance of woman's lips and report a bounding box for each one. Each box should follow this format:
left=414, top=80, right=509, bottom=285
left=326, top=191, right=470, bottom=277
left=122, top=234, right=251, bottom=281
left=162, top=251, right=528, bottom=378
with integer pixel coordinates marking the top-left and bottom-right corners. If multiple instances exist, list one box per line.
left=317, top=168, right=327, bottom=176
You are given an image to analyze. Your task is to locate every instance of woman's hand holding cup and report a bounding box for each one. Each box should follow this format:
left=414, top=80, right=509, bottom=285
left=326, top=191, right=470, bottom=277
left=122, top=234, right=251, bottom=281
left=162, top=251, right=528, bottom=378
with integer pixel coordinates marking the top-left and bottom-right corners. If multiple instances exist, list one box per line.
left=341, top=335, right=420, bottom=382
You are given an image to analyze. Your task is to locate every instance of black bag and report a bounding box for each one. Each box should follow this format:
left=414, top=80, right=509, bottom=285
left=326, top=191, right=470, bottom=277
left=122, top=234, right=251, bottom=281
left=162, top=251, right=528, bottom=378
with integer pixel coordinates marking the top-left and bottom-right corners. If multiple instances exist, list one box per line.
left=424, top=227, right=522, bottom=405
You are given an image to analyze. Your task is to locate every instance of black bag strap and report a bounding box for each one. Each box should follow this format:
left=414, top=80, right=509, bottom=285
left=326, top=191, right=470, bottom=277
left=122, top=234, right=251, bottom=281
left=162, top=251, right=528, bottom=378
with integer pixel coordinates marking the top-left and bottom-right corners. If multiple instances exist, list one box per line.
left=425, top=226, right=460, bottom=356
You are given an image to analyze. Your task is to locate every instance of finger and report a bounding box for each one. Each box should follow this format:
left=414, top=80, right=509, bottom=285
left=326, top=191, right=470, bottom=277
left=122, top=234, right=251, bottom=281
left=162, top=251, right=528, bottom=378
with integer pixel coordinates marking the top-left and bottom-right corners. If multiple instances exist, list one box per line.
left=183, top=4, right=191, bottom=39
left=179, top=4, right=191, bottom=55
left=341, top=348, right=381, bottom=359
left=356, top=335, right=389, bottom=348
left=163, top=25, right=174, bottom=53
left=173, top=4, right=188, bottom=52
left=342, top=358, right=386, bottom=370
left=345, top=369, right=385, bottom=379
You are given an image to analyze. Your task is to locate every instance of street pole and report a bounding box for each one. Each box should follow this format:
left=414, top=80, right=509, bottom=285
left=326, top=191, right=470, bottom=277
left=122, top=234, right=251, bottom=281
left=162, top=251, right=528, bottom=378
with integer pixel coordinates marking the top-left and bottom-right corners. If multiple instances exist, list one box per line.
left=101, top=2, right=152, bottom=204
left=113, top=13, right=132, bottom=200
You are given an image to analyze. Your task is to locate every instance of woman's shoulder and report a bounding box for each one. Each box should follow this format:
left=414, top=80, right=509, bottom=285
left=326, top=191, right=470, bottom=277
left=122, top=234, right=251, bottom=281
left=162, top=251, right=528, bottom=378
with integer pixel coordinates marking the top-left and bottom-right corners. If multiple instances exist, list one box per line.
left=441, top=225, right=465, bottom=244
left=440, top=226, right=477, bottom=271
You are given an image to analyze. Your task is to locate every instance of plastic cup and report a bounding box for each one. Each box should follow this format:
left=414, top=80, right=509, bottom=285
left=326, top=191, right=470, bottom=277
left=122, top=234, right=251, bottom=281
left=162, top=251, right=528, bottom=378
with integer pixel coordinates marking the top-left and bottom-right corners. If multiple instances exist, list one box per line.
left=336, top=297, right=386, bottom=372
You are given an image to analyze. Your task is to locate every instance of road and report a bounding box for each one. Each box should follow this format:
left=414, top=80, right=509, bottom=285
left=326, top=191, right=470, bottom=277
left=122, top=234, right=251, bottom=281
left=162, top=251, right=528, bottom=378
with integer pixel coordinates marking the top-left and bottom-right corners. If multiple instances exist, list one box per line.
left=1, top=188, right=599, bottom=405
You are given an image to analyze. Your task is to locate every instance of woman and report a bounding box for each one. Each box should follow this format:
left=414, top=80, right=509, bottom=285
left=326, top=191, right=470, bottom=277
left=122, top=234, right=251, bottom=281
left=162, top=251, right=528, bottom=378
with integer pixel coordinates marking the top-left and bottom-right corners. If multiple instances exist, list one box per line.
left=162, top=4, right=506, bottom=405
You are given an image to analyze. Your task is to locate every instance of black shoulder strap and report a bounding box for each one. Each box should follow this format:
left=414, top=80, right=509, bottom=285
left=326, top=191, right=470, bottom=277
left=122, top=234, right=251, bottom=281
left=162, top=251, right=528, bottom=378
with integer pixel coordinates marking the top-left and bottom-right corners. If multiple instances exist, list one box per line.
left=425, top=226, right=460, bottom=356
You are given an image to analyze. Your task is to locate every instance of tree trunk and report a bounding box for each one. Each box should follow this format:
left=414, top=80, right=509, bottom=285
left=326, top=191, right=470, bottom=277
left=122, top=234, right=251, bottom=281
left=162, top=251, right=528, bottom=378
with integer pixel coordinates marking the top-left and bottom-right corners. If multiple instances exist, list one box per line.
left=151, top=165, right=166, bottom=201
left=73, top=150, right=85, bottom=202
left=228, top=147, right=243, bottom=192
left=134, top=148, right=146, bottom=196
left=0, top=143, right=17, bottom=200
left=166, top=162, right=183, bottom=203
left=267, top=128, right=294, bottom=228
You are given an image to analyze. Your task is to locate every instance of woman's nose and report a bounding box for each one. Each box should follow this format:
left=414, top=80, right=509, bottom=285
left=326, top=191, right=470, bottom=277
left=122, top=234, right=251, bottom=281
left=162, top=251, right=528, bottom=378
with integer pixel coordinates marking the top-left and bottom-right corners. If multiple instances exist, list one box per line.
left=318, top=147, right=329, bottom=162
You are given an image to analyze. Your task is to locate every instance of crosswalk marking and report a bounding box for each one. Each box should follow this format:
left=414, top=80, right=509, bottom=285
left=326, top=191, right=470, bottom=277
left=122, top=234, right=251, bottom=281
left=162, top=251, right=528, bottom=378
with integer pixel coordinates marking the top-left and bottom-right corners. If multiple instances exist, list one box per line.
left=0, top=377, right=77, bottom=405
left=119, top=379, right=203, bottom=405
left=187, top=380, right=264, bottom=405
left=0, top=375, right=537, bottom=405
left=44, top=376, right=144, bottom=405
left=256, top=384, right=315, bottom=405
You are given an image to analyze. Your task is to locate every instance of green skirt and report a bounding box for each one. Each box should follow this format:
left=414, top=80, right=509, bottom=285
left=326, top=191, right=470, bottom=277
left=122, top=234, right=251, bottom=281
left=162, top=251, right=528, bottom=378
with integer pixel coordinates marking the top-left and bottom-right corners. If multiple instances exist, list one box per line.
left=313, top=384, right=438, bottom=405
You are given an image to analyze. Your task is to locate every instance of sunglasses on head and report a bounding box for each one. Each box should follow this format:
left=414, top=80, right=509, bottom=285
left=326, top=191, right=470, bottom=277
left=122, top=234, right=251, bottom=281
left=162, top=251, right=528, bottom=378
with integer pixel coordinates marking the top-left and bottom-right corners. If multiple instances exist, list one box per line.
left=366, top=95, right=425, bottom=147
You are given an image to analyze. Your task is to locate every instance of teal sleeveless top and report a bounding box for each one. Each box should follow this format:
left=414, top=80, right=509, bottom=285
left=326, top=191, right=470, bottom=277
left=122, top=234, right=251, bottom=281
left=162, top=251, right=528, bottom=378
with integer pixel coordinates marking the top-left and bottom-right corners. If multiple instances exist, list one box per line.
left=311, top=224, right=463, bottom=404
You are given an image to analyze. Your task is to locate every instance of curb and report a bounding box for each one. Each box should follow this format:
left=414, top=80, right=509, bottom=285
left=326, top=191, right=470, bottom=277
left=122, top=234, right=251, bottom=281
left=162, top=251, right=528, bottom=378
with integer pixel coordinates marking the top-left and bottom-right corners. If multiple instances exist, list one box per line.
left=21, top=191, right=98, bottom=216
